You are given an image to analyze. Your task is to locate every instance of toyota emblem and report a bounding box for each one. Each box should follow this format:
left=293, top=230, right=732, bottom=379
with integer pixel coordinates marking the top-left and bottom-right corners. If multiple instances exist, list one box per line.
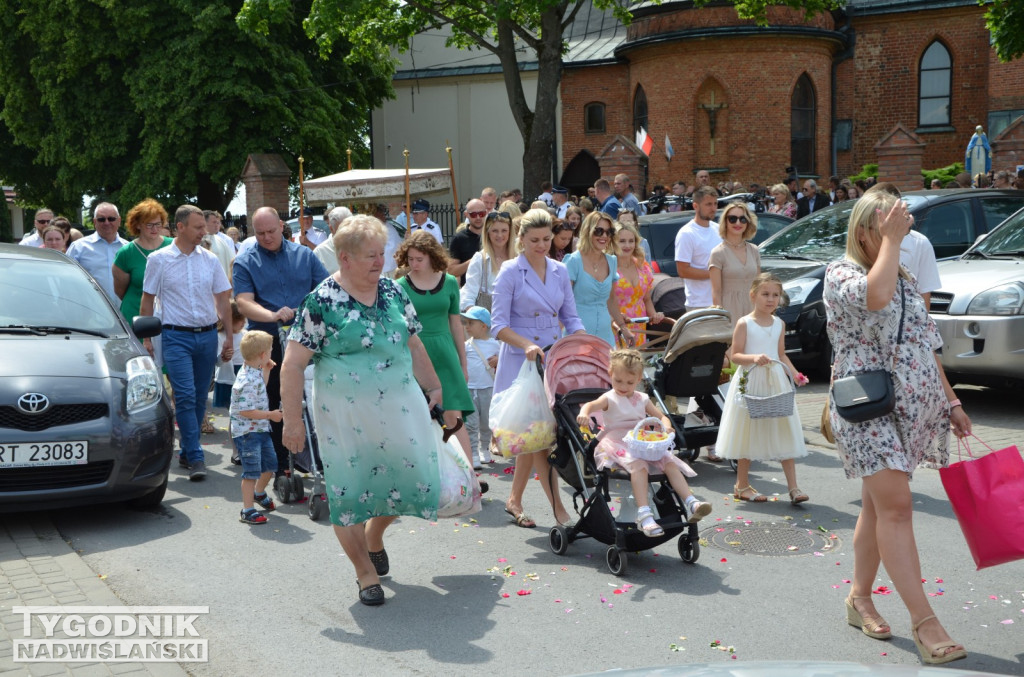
left=17, top=393, right=50, bottom=414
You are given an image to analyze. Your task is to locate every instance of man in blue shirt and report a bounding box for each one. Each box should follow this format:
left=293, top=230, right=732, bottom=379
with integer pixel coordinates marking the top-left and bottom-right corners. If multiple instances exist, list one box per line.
left=233, top=206, right=329, bottom=474
left=594, top=179, right=621, bottom=219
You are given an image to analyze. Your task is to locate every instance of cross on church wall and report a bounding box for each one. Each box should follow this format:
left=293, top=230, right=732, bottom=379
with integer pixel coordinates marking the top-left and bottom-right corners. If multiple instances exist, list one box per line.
left=698, top=90, right=728, bottom=155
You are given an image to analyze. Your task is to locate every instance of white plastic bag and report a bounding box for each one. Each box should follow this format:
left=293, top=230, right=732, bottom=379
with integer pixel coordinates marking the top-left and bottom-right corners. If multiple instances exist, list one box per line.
left=488, top=360, right=556, bottom=457
left=434, top=423, right=482, bottom=518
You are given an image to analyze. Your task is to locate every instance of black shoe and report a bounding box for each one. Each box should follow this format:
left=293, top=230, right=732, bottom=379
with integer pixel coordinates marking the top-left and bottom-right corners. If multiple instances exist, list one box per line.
left=368, top=549, right=389, bottom=577
left=178, top=455, right=190, bottom=469
left=230, top=454, right=241, bottom=465
left=357, top=581, right=385, bottom=606
left=189, top=461, right=207, bottom=481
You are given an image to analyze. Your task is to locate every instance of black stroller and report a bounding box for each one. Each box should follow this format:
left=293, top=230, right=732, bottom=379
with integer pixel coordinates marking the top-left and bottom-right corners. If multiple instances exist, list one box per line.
left=644, top=308, right=733, bottom=463
left=541, top=335, right=701, bottom=576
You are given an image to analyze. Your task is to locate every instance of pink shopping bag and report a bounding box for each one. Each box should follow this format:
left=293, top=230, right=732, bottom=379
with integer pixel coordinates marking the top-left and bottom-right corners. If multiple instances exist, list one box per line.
left=939, top=436, right=1024, bottom=570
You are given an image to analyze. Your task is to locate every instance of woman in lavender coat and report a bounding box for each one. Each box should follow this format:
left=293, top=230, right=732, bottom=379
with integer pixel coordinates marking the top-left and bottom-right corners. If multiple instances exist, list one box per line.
left=491, top=208, right=585, bottom=528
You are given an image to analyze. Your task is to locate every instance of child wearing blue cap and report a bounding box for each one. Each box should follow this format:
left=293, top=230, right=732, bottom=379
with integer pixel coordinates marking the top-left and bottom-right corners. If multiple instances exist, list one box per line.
left=461, top=306, right=499, bottom=468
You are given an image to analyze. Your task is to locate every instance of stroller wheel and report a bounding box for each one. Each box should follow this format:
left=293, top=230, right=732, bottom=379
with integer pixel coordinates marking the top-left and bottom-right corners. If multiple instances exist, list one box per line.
left=679, top=536, right=700, bottom=564
left=289, top=474, right=305, bottom=501
left=729, top=459, right=738, bottom=472
left=308, top=494, right=327, bottom=521
left=687, top=448, right=700, bottom=462
left=549, top=526, right=570, bottom=556
left=605, top=546, right=628, bottom=576
left=273, top=474, right=293, bottom=504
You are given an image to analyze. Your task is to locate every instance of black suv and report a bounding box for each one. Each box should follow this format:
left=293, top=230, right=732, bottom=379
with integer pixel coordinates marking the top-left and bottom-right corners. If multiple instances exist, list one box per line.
left=759, top=189, right=1024, bottom=373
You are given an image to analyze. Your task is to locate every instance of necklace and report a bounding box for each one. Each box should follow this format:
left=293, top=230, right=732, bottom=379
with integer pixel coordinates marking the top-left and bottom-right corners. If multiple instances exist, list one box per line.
left=725, top=239, right=746, bottom=250
left=585, top=253, right=604, bottom=273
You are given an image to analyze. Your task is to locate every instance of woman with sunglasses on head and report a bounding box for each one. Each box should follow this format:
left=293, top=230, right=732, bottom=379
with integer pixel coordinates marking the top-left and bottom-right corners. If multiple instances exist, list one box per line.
left=460, top=211, right=514, bottom=311
left=613, top=220, right=663, bottom=347
left=548, top=218, right=575, bottom=262
left=710, top=202, right=761, bottom=331
left=565, top=212, right=634, bottom=347
left=112, top=198, right=173, bottom=322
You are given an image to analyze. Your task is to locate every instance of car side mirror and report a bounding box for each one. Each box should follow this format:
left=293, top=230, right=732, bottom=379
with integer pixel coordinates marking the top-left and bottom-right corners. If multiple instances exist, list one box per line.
left=132, top=316, right=163, bottom=339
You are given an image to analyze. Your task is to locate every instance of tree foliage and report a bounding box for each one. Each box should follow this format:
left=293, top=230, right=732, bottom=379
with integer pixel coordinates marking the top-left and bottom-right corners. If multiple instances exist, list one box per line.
left=0, top=0, right=392, bottom=214
left=984, top=0, right=1024, bottom=62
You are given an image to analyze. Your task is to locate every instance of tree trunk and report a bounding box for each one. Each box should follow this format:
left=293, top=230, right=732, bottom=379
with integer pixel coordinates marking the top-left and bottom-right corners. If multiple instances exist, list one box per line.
left=196, top=174, right=230, bottom=212
left=495, top=7, right=565, bottom=200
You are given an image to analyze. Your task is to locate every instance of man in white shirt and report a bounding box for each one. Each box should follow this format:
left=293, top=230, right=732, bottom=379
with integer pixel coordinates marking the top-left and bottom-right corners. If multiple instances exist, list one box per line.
left=140, top=205, right=233, bottom=481
left=294, top=207, right=328, bottom=251
left=674, top=186, right=722, bottom=311
left=66, top=203, right=128, bottom=303
left=551, top=185, right=570, bottom=219
left=866, top=182, right=942, bottom=306
left=409, top=199, right=444, bottom=244
left=313, top=205, right=352, bottom=275
left=20, top=208, right=54, bottom=247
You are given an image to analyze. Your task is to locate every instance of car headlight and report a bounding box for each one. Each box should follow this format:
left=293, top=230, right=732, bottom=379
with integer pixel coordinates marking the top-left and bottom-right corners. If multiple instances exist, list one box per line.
left=965, top=282, right=1024, bottom=316
left=126, top=356, right=163, bottom=413
left=782, top=277, right=821, bottom=306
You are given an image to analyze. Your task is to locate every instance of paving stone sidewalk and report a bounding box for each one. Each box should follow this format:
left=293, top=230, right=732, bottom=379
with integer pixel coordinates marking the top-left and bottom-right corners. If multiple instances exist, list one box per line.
left=0, top=515, right=188, bottom=677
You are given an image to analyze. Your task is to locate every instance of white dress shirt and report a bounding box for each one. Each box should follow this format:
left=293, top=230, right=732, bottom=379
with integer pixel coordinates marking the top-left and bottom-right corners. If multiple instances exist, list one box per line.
left=143, top=243, right=231, bottom=327
left=66, top=232, right=129, bottom=302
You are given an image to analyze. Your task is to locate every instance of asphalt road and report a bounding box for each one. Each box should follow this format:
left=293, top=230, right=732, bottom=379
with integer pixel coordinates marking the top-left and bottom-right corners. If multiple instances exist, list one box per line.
left=34, top=383, right=1024, bottom=675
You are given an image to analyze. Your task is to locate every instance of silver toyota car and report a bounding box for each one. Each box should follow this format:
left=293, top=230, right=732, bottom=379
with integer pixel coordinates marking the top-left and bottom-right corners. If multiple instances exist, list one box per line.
left=0, top=243, right=174, bottom=511
left=930, top=206, right=1024, bottom=389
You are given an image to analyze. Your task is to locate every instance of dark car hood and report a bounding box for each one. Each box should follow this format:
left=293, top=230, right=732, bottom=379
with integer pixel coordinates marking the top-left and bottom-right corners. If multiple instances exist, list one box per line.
left=759, top=257, right=827, bottom=282
left=1, top=334, right=137, bottom=381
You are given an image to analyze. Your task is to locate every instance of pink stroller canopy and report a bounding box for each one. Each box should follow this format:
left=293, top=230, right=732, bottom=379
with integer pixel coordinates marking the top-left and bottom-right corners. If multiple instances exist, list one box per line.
left=544, top=334, right=614, bottom=408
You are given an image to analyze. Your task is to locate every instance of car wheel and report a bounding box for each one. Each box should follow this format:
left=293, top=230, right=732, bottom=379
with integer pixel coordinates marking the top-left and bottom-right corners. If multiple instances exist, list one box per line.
left=127, top=475, right=168, bottom=510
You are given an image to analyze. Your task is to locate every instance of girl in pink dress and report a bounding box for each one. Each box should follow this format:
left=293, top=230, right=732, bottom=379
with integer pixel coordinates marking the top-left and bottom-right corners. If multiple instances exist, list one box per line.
left=576, top=349, right=711, bottom=535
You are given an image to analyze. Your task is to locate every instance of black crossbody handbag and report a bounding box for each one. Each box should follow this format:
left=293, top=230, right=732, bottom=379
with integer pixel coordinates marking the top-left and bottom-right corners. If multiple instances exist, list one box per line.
left=832, top=280, right=905, bottom=423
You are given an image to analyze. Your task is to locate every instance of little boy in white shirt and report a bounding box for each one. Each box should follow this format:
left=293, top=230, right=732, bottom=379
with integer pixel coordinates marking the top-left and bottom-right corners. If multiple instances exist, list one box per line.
left=461, top=306, right=499, bottom=469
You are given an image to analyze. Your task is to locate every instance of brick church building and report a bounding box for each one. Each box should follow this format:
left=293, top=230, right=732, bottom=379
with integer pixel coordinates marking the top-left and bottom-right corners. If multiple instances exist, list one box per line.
left=556, top=0, right=1024, bottom=195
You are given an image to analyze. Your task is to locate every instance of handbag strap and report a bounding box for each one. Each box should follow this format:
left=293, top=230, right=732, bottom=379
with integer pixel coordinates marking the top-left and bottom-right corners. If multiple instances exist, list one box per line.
left=480, top=255, right=489, bottom=292
left=469, top=338, right=494, bottom=378
left=888, top=279, right=907, bottom=370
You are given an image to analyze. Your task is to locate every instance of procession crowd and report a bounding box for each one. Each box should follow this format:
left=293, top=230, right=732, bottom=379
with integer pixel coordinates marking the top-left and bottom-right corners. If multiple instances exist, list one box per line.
left=16, top=167, right=976, bottom=661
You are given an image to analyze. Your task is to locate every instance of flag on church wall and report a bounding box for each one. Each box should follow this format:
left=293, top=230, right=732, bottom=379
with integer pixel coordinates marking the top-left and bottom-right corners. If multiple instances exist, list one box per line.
left=635, top=127, right=653, bottom=156
left=665, top=134, right=674, bottom=160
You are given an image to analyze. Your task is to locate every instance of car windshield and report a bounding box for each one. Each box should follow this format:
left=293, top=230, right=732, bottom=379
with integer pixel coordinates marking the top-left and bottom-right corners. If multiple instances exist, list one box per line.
left=760, top=195, right=929, bottom=261
left=0, top=257, right=123, bottom=335
left=969, top=207, right=1024, bottom=256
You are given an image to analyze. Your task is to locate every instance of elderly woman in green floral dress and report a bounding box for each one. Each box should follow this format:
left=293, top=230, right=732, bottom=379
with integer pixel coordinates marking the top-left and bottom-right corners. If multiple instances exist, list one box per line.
left=281, top=215, right=444, bottom=607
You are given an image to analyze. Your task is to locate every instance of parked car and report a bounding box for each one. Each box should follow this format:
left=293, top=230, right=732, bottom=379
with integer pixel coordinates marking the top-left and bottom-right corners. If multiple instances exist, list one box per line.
left=930, top=205, right=1024, bottom=388
left=758, top=189, right=1024, bottom=373
left=638, top=208, right=793, bottom=276
left=0, top=244, right=174, bottom=512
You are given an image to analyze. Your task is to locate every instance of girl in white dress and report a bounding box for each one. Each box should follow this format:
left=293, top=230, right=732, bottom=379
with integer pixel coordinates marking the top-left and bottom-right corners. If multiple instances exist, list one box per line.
left=717, top=273, right=810, bottom=504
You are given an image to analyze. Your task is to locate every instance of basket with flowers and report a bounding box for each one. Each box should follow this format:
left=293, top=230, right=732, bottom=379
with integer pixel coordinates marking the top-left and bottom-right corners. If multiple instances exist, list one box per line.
left=623, top=417, right=675, bottom=461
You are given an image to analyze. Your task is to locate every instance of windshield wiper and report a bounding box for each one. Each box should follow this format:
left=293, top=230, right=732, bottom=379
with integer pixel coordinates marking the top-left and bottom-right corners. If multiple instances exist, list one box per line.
left=0, top=325, right=110, bottom=338
left=762, top=253, right=819, bottom=261
left=964, top=250, right=993, bottom=259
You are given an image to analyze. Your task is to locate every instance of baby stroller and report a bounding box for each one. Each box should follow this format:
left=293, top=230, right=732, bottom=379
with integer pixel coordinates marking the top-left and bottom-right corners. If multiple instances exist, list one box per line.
left=272, top=325, right=328, bottom=521
left=543, top=334, right=702, bottom=576
left=645, top=308, right=733, bottom=463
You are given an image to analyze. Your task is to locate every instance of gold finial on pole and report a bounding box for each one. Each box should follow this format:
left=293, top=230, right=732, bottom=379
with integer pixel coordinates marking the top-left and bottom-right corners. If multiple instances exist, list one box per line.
left=346, top=148, right=352, bottom=171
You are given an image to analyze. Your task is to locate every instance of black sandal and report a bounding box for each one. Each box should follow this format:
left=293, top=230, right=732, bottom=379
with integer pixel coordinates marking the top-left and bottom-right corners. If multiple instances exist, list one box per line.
left=368, top=549, right=389, bottom=576
left=357, top=580, right=385, bottom=606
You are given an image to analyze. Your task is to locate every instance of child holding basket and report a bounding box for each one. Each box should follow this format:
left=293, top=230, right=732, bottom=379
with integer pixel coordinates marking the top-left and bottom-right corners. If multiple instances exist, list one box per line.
left=717, top=273, right=810, bottom=504
left=577, top=349, right=711, bottom=536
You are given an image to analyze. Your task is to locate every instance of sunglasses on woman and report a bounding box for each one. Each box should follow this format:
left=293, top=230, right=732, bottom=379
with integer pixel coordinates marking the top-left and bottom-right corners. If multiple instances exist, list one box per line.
left=592, top=227, right=615, bottom=238
left=487, top=211, right=511, bottom=221
left=726, top=215, right=749, bottom=224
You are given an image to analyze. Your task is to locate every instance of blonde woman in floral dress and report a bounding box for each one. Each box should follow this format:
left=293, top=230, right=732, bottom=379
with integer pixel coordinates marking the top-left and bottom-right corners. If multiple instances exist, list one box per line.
left=613, top=221, right=663, bottom=347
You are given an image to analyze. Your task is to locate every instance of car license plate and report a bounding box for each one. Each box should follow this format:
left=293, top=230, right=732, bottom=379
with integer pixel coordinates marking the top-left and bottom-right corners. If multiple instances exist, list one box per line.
left=0, top=441, right=89, bottom=468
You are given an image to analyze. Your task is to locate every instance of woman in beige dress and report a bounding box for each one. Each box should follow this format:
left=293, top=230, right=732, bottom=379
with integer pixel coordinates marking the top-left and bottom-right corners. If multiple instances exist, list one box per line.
left=710, top=201, right=761, bottom=331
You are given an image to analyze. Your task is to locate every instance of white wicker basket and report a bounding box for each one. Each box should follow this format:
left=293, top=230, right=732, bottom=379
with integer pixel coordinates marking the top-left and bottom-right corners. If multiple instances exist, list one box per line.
left=742, top=360, right=796, bottom=419
left=624, top=417, right=675, bottom=461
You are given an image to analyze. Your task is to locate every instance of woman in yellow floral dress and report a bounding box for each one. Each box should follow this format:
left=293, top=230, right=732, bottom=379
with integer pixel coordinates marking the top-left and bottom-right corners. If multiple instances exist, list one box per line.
left=613, top=221, right=663, bottom=347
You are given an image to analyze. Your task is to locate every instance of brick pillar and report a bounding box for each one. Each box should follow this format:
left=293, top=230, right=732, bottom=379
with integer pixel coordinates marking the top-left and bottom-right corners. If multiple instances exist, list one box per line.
left=240, top=154, right=292, bottom=223
left=596, top=135, right=649, bottom=197
left=990, top=116, right=1024, bottom=173
left=874, top=123, right=926, bottom=192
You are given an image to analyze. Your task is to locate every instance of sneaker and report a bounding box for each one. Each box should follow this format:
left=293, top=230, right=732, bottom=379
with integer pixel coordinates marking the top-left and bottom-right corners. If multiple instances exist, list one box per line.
left=189, top=461, right=207, bottom=481
left=254, top=493, right=276, bottom=511
left=686, top=499, right=712, bottom=523
left=239, top=508, right=267, bottom=524
left=178, top=455, right=190, bottom=469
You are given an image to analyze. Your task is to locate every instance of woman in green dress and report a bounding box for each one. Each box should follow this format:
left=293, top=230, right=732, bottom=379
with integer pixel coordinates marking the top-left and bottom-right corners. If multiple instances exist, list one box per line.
left=281, top=216, right=446, bottom=607
left=112, top=198, right=173, bottom=321
left=395, top=231, right=477, bottom=475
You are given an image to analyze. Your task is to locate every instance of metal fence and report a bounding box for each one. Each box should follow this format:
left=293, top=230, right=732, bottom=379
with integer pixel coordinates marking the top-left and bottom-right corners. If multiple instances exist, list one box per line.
left=423, top=202, right=462, bottom=242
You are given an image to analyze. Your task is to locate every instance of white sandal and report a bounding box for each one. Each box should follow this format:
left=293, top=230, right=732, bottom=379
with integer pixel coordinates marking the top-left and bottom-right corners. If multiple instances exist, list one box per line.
left=635, top=507, right=664, bottom=537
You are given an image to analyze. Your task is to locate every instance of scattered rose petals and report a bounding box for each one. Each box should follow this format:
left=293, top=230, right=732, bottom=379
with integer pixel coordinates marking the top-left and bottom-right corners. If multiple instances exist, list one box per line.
left=720, top=558, right=728, bottom=563
left=843, top=579, right=851, bottom=583
left=935, top=578, right=943, bottom=583
left=873, top=586, right=893, bottom=595
left=1000, top=619, right=1014, bottom=625
left=613, top=589, right=624, bottom=595
left=501, top=592, right=510, bottom=598
left=498, top=558, right=507, bottom=562
left=516, top=589, right=531, bottom=596
left=555, top=599, right=562, bottom=603
left=649, top=569, right=657, bottom=573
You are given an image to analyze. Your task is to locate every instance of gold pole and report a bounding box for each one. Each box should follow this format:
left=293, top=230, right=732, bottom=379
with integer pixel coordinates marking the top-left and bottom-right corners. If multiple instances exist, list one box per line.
left=446, top=141, right=460, bottom=224
left=346, top=148, right=352, bottom=172
left=298, top=155, right=306, bottom=215
left=403, top=148, right=411, bottom=239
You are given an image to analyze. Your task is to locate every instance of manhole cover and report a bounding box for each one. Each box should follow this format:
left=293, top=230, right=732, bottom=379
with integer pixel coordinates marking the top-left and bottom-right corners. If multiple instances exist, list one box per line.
left=703, top=521, right=841, bottom=557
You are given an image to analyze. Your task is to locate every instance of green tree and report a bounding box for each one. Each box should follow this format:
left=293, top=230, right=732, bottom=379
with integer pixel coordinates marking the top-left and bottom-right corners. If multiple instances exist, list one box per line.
left=984, top=0, right=1024, bottom=62
left=0, top=0, right=392, bottom=214
left=238, top=0, right=841, bottom=196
